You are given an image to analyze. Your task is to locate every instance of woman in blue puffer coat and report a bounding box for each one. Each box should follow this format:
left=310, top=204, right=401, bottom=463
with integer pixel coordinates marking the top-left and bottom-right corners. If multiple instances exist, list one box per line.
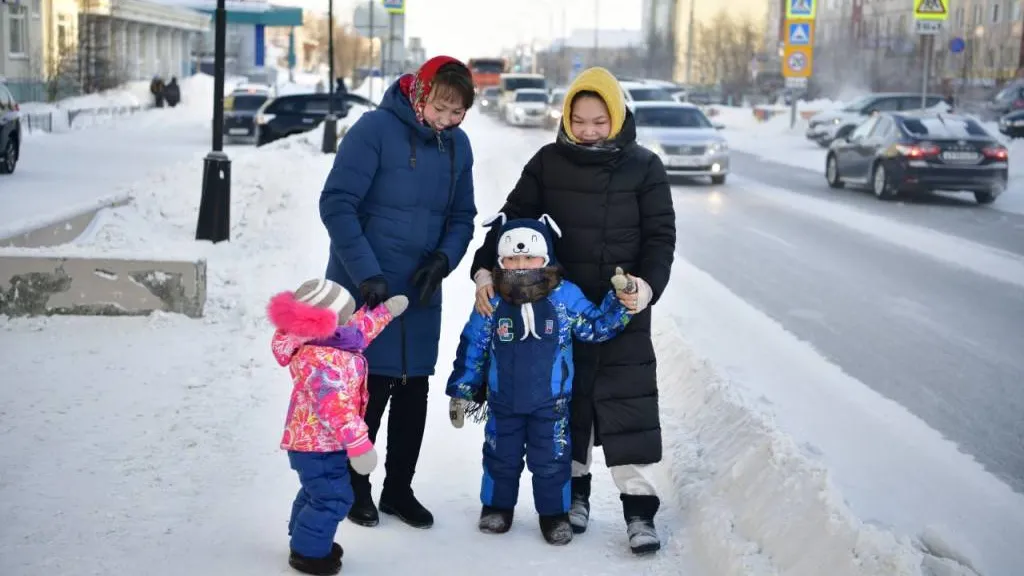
left=318, top=56, right=477, bottom=530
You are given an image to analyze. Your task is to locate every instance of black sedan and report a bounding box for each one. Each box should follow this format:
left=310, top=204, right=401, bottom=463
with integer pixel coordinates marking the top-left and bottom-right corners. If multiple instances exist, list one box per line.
left=997, top=109, right=1024, bottom=139
left=825, top=111, right=1008, bottom=204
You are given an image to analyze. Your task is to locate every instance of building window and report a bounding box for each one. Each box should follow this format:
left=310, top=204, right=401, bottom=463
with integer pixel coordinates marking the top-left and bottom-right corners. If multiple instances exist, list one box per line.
left=972, top=3, right=982, bottom=25
left=992, top=2, right=1000, bottom=23
left=1015, top=0, right=1021, bottom=21
left=8, top=4, right=28, bottom=56
left=32, top=0, right=41, bottom=17
left=58, top=15, right=68, bottom=50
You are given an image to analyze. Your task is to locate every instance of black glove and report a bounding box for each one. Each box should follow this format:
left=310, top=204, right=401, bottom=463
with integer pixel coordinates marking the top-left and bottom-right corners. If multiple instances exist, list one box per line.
left=410, top=252, right=449, bottom=306
left=359, top=275, right=388, bottom=309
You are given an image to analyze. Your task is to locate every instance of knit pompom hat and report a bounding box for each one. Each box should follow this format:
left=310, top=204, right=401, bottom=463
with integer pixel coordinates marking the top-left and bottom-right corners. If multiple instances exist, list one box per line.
left=267, top=279, right=356, bottom=337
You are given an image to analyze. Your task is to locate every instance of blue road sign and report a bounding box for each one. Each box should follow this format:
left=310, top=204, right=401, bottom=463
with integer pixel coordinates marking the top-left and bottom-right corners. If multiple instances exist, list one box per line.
left=949, top=37, right=965, bottom=53
left=382, top=0, right=404, bottom=13
left=788, top=22, right=811, bottom=45
left=572, top=54, right=583, bottom=71
left=786, top=0, right=814, bottom=18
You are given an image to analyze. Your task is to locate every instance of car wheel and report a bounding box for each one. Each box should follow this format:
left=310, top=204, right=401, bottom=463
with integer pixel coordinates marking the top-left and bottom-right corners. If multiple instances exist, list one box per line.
left=710, top=174, right=726, bottom=185
left=0, top=137, right=16, bottom=175
left=825, top=154, right=844, bottom=188
left=872, top=162, right=895, bottom=200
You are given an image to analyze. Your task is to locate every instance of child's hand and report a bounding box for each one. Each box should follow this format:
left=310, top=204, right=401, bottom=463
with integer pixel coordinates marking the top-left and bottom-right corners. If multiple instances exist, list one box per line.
left=611, top=266, right=636, bottom=294
left=449, top=398, right=466, bottom=429
left=383, top=295, right=409, bottom=317
left=350, top=447, right=378, bottom=474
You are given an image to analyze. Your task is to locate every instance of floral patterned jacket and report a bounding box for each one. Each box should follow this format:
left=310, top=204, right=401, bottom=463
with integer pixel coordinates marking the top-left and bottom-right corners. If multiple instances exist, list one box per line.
left=269, top=293, right=394, bottom=454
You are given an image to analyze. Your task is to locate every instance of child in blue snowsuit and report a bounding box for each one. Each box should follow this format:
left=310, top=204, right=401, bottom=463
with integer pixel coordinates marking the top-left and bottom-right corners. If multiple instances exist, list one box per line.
left=446, top=213, right=633, bottom=546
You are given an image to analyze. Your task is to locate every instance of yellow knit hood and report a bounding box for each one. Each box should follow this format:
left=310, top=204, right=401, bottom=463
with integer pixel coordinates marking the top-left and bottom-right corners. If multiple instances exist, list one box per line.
left=560, top=67, right=627, bottom=142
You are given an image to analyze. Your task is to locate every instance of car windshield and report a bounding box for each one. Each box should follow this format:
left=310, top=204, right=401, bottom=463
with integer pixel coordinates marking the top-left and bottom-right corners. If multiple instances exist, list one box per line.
left=634, top=107, right=713, bottom=128
left=516, top=92, right=547, bottom=102
left=230, top=94, right=268, bottom=111
left=550, top=92, right=565, bottom=105
left=482, top=88, right=499, bottom=97
left=900, top=116, right=991, bottom=138
left=503, top=77, right=545, bottom=91
left=841, top=95, right=876, bottom=112
left=471, top=60, right=505, bottom=74
left=628, top=88, right=675, bottom=101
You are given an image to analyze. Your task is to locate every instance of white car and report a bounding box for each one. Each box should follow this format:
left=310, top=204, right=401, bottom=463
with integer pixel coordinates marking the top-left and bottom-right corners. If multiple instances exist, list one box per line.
left=504, top=88, right=549, bottom=127
left=620, top=81, right=676, bottom=103
left=805, top=93, right=947, bottom=148
left=633, top=101, right=729, bottom=184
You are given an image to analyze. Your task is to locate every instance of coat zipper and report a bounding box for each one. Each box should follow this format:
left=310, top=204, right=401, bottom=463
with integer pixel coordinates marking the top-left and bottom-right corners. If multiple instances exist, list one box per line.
left=400, top=316, right=408, bottom=384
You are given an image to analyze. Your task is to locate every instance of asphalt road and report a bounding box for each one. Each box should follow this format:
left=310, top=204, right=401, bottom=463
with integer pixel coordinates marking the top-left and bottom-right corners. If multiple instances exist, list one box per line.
left=728, top=150, right=1024, bottom=258
left=671, top=168, right=1024, bottom=493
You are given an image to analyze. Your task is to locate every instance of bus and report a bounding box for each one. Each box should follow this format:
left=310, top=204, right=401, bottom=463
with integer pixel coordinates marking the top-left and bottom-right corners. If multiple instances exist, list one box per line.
left=468, top=58, right=509, bottom=91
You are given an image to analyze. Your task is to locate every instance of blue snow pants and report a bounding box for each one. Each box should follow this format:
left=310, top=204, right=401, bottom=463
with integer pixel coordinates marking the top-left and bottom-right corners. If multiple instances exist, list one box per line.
left=287, top=451, right=354, bottom=558
left=480, top=405, right=572, bottom=516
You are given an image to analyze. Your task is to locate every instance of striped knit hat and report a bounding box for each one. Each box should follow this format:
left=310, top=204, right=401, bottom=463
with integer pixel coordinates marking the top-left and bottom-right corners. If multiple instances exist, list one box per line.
left=293, top=278, right=356, bottom=320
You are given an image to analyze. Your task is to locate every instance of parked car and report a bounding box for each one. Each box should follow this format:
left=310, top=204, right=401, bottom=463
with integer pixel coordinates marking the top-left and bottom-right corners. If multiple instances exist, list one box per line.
left=0, top=79, right=21, bottom=175
left=224, top=85, right=272, bottom=142
left=545, top=88, right=566, bottom=129
left=806, top=92, right=947, bottom=148
left=503, top=88, right=548, bottom=127
left=255, top=92, right=376, bottom=147
left=633, top=101, right=728, bottom=184
left=620, top=81, right=675, bottom=103
left=997, top=108, right=1024, bottom=139
left=983, top=81, right=1024, bottom=120
left=825, top=111, right=1008, bottom=204
left=478, top=86, right=500, bottom=115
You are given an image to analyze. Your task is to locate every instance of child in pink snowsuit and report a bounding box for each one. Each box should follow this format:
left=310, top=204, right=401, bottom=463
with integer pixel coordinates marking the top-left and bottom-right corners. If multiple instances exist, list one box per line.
left=267, top=278, right=408, bottom=576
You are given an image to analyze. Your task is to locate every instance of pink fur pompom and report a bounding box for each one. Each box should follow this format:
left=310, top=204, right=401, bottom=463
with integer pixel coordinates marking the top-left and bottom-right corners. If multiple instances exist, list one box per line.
left=267, top=291, right=338, bottom=338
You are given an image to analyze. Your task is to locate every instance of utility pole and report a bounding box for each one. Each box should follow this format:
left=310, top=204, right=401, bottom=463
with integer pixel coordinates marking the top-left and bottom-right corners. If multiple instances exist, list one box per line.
left=322, top=0, right=337, bottom=153
left=593, top=0, right=599, bottom=65
left=686, top=0, right=695, bottom=83
left=196, top=0, right=230, bottom=243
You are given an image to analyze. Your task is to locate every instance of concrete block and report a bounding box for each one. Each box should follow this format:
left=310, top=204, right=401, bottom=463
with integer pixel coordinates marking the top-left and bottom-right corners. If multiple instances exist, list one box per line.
left=0, top=197, right=131, bottom=249
left=0, top=255, right=206, bottom=318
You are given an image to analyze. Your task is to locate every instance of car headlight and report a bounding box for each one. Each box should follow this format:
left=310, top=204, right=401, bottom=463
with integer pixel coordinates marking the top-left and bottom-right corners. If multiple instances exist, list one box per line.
left=549, top=110, right=561, bottom=119
left=514, top=107, right=524, bottom=115
left=832, top=118, right=841, bottom=124
left=707, top=141, right=728, bottom=153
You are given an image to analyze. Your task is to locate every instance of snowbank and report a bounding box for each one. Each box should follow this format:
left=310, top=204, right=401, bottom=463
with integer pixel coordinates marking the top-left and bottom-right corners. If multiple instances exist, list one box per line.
left=352, top=77, right=395, bottom=104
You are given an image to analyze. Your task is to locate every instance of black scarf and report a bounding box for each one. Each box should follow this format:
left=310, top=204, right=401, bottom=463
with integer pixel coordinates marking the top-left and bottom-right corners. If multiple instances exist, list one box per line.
left=493, top=266, right=562, bottom=305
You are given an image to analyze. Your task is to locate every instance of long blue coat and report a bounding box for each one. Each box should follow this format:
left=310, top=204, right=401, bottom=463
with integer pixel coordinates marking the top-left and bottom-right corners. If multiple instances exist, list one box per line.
left=319, top=79, right=476, bottom=378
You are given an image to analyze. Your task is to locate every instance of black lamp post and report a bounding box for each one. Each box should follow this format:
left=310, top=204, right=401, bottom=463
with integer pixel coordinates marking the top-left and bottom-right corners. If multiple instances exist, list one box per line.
left=321, top=0, right=338, bottom=153
left=195, top=0, right=231, bottom=242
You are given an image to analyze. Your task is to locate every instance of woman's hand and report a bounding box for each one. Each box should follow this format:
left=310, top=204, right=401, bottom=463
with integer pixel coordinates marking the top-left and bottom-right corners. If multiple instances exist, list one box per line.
left=474, top=269, right=495, bottom=316
left=614, top=270, right=652, bottom=313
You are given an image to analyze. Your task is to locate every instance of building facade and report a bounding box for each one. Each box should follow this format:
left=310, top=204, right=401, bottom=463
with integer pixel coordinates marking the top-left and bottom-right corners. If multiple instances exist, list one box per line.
left=641, top=0, right=678, bottom=80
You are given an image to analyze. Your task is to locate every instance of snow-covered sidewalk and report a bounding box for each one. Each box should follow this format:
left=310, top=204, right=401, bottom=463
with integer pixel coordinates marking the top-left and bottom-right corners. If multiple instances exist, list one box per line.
left=0, top=117, right=699, bottom=575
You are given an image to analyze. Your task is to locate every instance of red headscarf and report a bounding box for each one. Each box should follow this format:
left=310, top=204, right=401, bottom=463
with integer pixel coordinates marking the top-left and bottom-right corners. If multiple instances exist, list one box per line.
left=399, top=55, right=469, bottom=125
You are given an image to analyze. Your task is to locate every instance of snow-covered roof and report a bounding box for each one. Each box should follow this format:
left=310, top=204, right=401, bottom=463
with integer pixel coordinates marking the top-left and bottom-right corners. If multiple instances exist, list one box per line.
left=149, top=0, right=271, bottom=12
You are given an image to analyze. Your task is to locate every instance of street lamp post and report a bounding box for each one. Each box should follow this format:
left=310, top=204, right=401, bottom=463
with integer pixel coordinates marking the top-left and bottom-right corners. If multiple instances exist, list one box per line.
left=195, top=0, right=231, bottom=243
left=321, top=0, right=338, bottom=153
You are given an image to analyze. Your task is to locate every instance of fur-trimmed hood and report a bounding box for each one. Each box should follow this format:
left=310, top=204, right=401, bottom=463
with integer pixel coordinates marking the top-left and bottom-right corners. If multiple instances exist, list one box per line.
left=267, top=291, right=339, bottom=364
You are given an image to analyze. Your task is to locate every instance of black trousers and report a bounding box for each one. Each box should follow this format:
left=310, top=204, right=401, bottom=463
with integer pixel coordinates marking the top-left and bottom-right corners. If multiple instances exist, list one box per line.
left=348, top=374, right=429, bottom=498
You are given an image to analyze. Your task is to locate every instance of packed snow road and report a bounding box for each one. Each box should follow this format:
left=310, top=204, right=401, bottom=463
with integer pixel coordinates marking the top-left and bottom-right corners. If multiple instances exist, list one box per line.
left=670, top=173, right=1024, bottom=493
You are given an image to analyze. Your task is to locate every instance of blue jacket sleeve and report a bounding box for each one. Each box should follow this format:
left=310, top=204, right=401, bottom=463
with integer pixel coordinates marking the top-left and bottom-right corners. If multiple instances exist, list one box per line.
left=558, top=283, right=631, bottom=343
left=445, top=299, right=496, bottom=400
left=437, top=134, right=477, bottom=273
left=318, top=114, right=383, bottom=284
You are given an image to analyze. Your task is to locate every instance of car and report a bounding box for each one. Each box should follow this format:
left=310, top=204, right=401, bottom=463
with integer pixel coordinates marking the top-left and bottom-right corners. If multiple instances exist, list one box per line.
left=983, top=81, right=1024, bottom=120
left=620, top=81, right=675, bottom=103
left=224, top=85, right=273, bottom=142
left=545, top=88, right=566, bottom=129
left=806, top=92, right=947, bottom=148
left=255, top=92, right=376, bottom=147
left=633, top=101, right=729, bottom=184
left=0, top=79, right=21, bottom=175
left=825, top=111, right=1008, bottom=204
left=496, top=73, right=546, bottom=116
left=478, top=87, right=500, bottom=115
left=997, top=108, right=1024, bottom=139
left=503, top=88, right=548, bottom=127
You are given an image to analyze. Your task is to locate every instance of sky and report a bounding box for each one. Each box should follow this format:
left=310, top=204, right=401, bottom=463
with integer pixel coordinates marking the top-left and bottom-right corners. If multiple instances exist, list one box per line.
left=284, top=0, right=645, bottom=61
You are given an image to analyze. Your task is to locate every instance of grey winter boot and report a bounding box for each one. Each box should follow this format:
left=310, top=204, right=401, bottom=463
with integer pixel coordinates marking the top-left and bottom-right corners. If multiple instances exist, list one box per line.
left=568, top=474, right=591, bottom=534
left=621, top=494, right=661, bottom=555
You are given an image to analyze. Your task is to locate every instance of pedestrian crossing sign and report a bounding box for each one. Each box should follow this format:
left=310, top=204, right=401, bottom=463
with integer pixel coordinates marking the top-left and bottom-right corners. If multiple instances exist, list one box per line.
left=788, top=22, right=811, bottom=45
left=786, top=0, right=815, bottom=19
left=914, top=0, right=948, bottom=20
left=382, top=0, right=404, bottom=14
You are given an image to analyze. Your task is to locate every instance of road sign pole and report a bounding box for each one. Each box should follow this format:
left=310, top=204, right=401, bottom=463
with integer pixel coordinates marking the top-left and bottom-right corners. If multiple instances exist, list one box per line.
left=921, top=34, right=932, bottom=109
left=368, top=0, right=374, bottom=102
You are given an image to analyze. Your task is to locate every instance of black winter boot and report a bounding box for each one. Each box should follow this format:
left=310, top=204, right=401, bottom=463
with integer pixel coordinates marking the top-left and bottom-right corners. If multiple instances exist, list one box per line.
left=379, top=489, right=434, bottom=529
left=478, top=505, right=514, bottom=534
left=288, top=544, right=342, bottom=575
left=346, top=486, right=379, bottom=527
left=621, top=494, right=661, bottom=555
left=568, top=474, right=592, bottom=534
left=539, top=513, right=573, bottom=546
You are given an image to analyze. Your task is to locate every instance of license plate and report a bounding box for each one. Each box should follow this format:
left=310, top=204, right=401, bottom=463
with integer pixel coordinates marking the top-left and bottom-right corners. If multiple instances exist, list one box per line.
left=942, top=151, right=978, bottom=161
left=666, top=156, right=703, bottom=167
left=228, top=128, right=251, bottom=135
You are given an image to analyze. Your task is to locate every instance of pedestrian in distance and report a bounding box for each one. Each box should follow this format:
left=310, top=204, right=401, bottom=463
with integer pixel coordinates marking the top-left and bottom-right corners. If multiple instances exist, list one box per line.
left=267, top=278, right=408, bottom=575
left=469, top=66, right=676, bottom=555
left=319, top=55, right=478, bottom=530
left=447, top=213, right=637, bottom=546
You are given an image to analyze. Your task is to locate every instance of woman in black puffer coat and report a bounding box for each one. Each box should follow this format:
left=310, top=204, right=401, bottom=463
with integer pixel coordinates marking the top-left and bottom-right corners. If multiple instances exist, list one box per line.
left=469, top=66, right=676, bottom=555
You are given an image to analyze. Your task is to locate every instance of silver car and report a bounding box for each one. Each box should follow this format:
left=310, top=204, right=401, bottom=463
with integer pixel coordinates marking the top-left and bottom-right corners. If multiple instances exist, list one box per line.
left=632, top=101, right=729, bottom=184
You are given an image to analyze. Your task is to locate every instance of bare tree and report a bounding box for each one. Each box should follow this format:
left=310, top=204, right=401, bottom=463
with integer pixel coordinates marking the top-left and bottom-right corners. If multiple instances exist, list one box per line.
left=78, top=0, right=123, bottom=93
left=694, top=10, right=761, bottom=99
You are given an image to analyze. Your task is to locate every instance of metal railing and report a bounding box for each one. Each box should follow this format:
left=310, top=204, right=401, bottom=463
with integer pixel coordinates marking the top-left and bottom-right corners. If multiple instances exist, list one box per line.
left=20, top=105, right=145, bottom=134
